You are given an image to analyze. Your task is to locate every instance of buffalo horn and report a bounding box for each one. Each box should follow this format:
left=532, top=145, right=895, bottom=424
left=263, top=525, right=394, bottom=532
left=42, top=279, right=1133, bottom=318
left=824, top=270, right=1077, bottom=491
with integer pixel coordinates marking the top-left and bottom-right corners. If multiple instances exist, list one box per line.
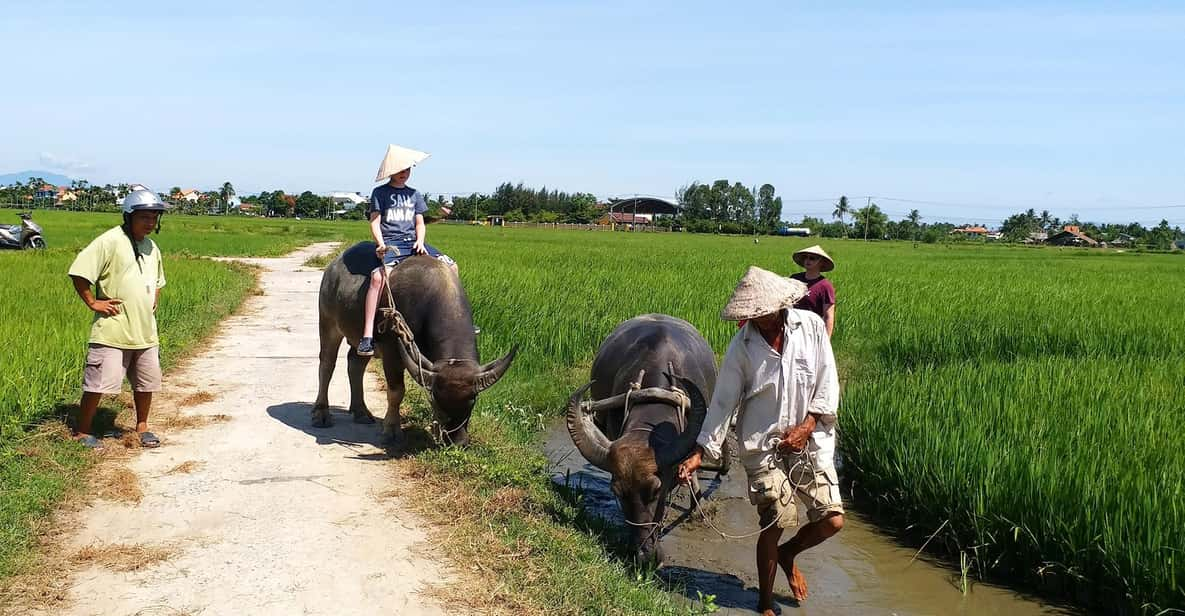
left=566, top=381, right=613, bottom=472
left=654, top=378, right=708, bottom=468
left=398, top=342, right=437, bottom=389
left=474, top=345, right=518, bottom=393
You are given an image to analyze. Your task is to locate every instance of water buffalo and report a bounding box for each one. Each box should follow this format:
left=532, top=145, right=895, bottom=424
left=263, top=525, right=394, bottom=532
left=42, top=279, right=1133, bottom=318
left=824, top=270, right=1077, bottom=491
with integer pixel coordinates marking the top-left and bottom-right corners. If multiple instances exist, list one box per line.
left=313, top=242, right=516, bottom=449
left=566, top=314, right=716, bottom=565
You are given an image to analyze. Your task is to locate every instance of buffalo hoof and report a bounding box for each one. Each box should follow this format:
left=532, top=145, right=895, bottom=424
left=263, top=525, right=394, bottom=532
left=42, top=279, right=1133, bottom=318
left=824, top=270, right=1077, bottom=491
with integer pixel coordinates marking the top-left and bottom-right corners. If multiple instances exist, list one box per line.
left=311, top=411, right=333, bottom=428
left=351, top=409, right=376, bottom=424
left=381, top=428, right=406, bottom=451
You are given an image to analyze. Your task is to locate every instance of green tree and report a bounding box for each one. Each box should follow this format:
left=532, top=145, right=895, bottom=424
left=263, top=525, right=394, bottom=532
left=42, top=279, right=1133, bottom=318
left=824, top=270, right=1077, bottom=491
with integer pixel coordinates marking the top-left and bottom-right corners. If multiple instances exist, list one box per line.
left=756, top=184, right=781, bottom=234
left=220, top=182, right=236, bottom=215
left=854, top=202, right=888, bottom=240
left=832, top=196, right=851, bottom=238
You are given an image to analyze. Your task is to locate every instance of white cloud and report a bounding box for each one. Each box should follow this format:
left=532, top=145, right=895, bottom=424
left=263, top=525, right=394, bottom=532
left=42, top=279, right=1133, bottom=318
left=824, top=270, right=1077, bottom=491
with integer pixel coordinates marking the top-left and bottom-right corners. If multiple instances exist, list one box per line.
left=38, top=152, right=93, bottom=174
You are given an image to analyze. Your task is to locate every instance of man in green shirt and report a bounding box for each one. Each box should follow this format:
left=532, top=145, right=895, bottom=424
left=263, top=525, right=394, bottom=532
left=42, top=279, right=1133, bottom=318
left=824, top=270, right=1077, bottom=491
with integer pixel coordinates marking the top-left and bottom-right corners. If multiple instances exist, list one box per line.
left=68, top=188, right=168, bottom=448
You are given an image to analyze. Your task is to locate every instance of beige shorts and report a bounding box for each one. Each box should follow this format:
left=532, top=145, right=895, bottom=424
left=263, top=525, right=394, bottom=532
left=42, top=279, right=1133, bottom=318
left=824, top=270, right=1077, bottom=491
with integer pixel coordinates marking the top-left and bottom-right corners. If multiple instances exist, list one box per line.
left=747, top=459, right=844, bottom=530
left=83, top=344, right=162, bottom=394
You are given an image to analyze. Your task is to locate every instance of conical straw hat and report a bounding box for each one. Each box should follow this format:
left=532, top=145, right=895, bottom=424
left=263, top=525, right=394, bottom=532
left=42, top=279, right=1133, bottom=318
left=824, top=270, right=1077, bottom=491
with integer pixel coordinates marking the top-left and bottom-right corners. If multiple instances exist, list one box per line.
left=720, top=266, right=809, bottom=321
left=792, top=245, right=835, bottom=272
left=375, top=144, right=430, bottom=182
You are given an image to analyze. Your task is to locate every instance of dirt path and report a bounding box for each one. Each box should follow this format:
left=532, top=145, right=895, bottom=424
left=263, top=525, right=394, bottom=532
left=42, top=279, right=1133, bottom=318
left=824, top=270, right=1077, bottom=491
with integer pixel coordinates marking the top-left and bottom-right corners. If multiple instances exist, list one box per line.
left=39, top=243, right=449, bottom=616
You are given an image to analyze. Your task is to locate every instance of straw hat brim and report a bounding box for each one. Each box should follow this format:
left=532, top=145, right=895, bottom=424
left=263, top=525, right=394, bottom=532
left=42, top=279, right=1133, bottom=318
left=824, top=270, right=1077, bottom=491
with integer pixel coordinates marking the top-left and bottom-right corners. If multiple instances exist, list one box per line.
left=720, top=267, right=810, bottom=321
left=375, top=144, right=430, bottom=183
left=792, top=245, right=834, bottom=272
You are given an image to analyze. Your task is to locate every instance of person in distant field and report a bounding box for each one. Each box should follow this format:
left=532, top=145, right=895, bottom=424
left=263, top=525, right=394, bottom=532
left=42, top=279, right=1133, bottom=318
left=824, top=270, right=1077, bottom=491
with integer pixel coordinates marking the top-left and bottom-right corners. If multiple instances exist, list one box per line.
left=790, top=245, right=836, bottom=337
left=678, top=266, right=843, bottom=614
left=358, top=144, right=457, bottom=357
left=68, top=187, right=169, bottom=449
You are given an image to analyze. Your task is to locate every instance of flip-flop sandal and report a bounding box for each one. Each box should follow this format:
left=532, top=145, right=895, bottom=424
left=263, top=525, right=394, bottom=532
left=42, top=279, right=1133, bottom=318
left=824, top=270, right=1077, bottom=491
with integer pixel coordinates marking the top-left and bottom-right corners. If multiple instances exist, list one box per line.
left=139, top=432, right=161, bottom=448
left=77, top=435, right=102, bottom=449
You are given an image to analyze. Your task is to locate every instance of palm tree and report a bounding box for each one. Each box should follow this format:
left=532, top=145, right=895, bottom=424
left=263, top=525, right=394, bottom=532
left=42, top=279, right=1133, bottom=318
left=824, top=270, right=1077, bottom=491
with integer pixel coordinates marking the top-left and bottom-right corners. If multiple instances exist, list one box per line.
left=1039, top=209, right=1052, bottom=232
left=220, top=182, right=236, bottom=215
left=832, top=195, right=851, bottom=237
left=907, top=209, right=922, bottom=242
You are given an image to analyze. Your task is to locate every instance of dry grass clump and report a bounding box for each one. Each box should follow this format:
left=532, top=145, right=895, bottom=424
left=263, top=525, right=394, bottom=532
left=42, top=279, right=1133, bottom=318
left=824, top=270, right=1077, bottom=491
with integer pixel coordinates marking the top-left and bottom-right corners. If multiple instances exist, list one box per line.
left=176, top=391, right=216, bottom=408
left=70, top=543, right=175, bottom=573
left=93, top=466, right=142, bottom=504
left=386, top=459, right=538, bottom=616
left=163, top=461, right=202, bottom=475
left=160, top=412, right=230, bottom=431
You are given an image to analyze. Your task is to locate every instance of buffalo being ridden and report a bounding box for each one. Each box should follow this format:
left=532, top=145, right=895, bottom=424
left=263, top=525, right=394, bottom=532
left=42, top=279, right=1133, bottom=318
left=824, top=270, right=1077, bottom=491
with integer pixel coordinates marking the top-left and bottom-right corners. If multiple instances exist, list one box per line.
left=314, top=242, right=516, bottom=450
left=567, top=314, right=721, bottom=565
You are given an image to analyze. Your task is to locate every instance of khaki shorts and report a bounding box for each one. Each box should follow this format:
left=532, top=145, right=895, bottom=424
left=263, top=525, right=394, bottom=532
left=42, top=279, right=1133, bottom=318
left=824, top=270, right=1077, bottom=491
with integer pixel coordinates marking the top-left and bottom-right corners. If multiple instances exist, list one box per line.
left=746, top=459, right=844, bottom=530
left=83, top=344, right=162, bottom=394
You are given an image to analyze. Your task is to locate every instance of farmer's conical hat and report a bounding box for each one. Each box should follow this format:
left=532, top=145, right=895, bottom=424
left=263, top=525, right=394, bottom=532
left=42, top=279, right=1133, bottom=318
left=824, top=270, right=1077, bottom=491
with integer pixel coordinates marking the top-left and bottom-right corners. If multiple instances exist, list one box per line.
left=792, top=245, right=835, bottom=272
left=374, top=144, right=430, bottom=183
left=720, top=266, right=809, bottom=321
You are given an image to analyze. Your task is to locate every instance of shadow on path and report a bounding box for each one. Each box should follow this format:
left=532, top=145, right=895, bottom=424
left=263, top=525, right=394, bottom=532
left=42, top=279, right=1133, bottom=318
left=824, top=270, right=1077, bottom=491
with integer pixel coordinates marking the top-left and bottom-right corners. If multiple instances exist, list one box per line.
left=267, top=401, right=435, bottom=458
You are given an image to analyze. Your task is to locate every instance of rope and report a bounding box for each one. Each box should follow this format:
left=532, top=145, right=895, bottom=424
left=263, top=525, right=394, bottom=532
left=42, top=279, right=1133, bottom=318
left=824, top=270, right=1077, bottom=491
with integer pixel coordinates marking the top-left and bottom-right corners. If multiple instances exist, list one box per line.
left=681, top=438, right=821, bottom=540
left=373, top=246, right=448, bottom=445
left=620, top=369, right=645, bottom=433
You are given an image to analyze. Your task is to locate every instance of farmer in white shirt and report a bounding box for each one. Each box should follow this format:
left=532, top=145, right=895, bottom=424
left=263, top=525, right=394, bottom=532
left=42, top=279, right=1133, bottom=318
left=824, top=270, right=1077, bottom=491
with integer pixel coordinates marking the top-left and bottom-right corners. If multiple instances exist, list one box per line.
left=678, top=266, right=843, bottom=613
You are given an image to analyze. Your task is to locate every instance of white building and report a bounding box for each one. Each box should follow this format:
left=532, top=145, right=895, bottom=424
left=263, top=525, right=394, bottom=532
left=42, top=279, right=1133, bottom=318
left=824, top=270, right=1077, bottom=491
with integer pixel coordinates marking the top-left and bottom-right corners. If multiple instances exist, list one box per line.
left=327, top=192, right=368, bottom=210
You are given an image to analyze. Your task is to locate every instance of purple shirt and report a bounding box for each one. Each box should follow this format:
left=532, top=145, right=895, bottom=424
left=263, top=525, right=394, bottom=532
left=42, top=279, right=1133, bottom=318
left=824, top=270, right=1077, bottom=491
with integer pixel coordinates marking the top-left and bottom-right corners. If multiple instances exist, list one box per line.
left=791, top=272, right=835, bottom=321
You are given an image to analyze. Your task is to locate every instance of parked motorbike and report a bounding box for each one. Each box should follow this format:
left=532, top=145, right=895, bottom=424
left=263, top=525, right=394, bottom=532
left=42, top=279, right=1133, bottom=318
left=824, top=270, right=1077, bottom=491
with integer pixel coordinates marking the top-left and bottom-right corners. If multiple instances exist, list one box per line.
left=0, top=212, right=46, bottom=249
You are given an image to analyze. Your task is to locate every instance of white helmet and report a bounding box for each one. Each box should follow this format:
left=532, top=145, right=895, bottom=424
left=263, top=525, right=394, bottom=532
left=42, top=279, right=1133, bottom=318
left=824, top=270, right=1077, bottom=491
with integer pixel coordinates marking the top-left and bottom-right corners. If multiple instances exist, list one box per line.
left=122, top=188, right=168, bottom=214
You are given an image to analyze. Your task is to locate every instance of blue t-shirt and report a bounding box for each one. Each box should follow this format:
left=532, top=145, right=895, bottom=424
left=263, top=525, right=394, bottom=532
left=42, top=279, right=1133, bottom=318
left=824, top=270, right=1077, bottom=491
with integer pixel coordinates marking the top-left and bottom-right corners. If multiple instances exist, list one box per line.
left=368, top=184, right=427, bottom=243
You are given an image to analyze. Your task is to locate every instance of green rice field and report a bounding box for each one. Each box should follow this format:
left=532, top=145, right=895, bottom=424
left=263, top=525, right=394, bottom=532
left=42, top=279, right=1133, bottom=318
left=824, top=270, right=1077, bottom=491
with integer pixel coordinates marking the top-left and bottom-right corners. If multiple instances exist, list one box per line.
left=2, top=210, right=1181, bottom=613
left=437, top=225, right=1184, bottom=613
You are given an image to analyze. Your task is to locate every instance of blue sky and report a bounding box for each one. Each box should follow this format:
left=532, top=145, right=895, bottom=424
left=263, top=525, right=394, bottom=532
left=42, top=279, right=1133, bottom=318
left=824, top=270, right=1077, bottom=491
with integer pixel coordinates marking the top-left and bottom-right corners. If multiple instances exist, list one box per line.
left=2, top=1, right=1182, bottom=225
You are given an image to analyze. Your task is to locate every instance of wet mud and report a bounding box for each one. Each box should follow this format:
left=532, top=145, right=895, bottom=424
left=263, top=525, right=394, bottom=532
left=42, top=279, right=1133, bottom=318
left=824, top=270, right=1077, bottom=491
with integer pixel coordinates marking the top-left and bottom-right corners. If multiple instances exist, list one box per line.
left=544, top=421, right=1075, bottom=615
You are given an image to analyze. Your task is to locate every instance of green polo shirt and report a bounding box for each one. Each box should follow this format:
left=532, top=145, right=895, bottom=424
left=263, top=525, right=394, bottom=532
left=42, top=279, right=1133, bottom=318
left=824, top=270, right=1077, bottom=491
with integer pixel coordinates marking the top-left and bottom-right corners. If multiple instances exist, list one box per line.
left=68, top=226, right=166, bottom=349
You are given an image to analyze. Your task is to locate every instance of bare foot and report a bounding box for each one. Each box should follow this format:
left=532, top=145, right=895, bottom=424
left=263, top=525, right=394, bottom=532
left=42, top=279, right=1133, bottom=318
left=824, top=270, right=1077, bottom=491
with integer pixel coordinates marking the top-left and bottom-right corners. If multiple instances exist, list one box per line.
left=778, top=544, right=809, bottom=601
left=789, top=563, right=808, bottom=601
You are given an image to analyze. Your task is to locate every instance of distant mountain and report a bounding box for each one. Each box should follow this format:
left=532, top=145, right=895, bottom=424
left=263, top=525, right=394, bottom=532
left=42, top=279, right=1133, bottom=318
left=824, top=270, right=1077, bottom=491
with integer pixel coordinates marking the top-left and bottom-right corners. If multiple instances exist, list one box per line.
left=0, top=170, right=75, bottom=187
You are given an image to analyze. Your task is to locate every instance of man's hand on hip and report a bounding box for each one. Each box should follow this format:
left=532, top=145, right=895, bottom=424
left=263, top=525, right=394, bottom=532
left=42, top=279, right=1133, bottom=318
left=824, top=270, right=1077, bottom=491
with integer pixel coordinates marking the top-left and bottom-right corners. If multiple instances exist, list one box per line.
left=90, top=298, right=122, bottom=317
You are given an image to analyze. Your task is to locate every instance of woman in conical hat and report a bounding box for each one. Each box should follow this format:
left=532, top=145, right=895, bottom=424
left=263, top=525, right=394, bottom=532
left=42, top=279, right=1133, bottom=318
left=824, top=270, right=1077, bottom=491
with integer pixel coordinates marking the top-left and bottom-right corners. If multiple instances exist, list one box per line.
left=358, top=145, right=458, bottom=357
left=790, top=245, right=836, bottom=337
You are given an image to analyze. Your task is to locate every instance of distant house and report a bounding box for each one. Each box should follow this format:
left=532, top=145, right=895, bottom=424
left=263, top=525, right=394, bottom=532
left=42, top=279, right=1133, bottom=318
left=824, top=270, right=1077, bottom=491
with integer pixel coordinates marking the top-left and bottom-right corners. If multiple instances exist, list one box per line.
left=34, top=184, right=56, bottom=200
left=177, top=188, right=201, bottom=203
left=1174, top=239, right=1185, bottom=251
left=327, top=191, right=369, bottom=210
left=485, top=215, right=504, bottom=227
left=952, top=225, right=990, bottom=236
left=1047, top=226, right=1098, bottom=247
left=598, top=212, right=651, bottom=226
left=56, top=186, right=78, bottom=203
left=1022, top=231, right=1049, bottom=244
left=777, top=227, right=812, bottom=237
left=1110, top=233, right=1136, bottom=247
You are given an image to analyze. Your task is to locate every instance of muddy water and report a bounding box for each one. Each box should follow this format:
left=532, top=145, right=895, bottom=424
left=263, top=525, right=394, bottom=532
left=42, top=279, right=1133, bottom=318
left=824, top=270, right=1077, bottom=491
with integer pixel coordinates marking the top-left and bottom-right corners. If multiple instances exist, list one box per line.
left=544, top=422, right=1074, bottom=616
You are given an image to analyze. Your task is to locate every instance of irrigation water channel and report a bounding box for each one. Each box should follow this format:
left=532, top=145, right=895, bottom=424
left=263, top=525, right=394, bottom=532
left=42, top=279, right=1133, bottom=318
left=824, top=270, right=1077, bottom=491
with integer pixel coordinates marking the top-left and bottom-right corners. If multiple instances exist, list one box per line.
left=543, top=421, right=1075, bottom=615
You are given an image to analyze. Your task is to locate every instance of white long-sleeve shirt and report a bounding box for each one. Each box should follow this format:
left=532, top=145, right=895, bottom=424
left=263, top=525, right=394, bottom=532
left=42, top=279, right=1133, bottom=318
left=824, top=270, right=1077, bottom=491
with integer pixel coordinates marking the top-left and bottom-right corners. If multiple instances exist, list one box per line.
left=697, top=308, right=840, bottom=473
